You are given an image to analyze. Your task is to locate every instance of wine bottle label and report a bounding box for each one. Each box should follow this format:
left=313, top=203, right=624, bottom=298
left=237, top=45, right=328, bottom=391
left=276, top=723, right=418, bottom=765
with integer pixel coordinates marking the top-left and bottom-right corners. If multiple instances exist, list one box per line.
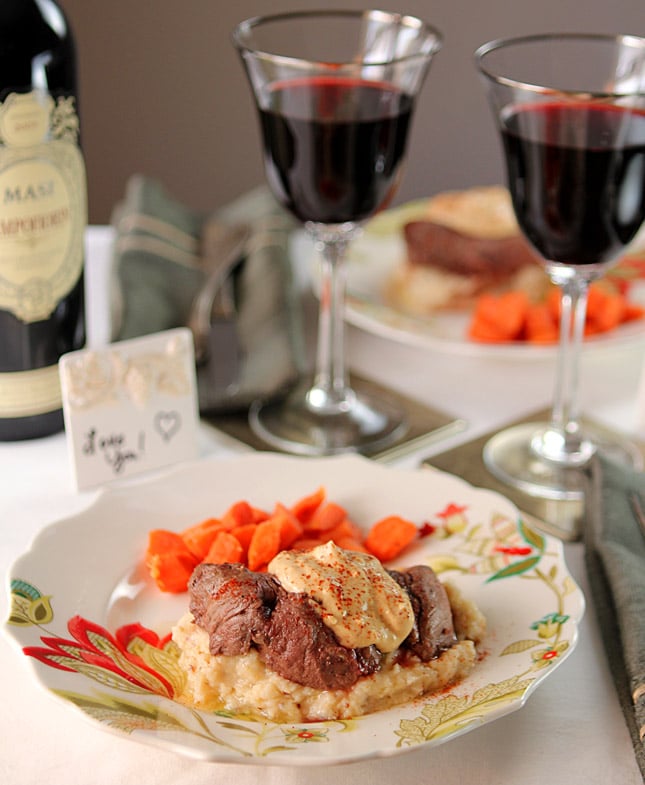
left=0, top=364, right=61, bottom=418
left=0, top=90, right=86, bottom=323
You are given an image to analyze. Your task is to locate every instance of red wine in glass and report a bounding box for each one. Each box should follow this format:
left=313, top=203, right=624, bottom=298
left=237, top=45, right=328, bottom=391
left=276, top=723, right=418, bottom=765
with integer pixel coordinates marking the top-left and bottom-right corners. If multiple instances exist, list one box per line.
left=502, top=102, right=645, bottom=266
left=234, top=10, right=441, bottom=455
left=259, top=77, right=413, bottom=225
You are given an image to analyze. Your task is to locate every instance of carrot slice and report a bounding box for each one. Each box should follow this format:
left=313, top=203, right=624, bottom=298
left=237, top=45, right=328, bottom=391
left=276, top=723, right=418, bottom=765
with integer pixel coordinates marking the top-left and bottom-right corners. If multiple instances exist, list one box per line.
left=271, top=503, right=304, bottom=549
left=326, top=518, right=363, bottom=544
left=146, top=551, right=197, bottom=593
left=181, top=518, right=228, bottom=560
left=290, top=486, right=326, bottom=524
left=204, top=531, right=244, bottom=564
left=468, top=291, right=530, bottom=343
left=222, top=500, right=256, bottom=529
left=251, top=506, right=270, bottom=524
left=145, top=529, right=198, bottom=593
left=624, top=301, right=645, bottom=322
left=305, top=502, right=348, bottom=533
left=525, top=302, right=559, bottom=344
left=586, top=286, right=626, bottom=333
left=230, top=523, right=257, bottom=555
left=365, top=516, right=418, bottom=562
left=468, top=316, right=512, bottom=343
left=247, top=519, right=282, bottom=571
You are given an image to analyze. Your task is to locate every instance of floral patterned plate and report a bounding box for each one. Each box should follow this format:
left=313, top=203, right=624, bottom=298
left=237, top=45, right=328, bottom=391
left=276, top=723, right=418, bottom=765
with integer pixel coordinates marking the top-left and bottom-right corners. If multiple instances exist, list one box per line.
left=4, top=453, right=584, bottom=766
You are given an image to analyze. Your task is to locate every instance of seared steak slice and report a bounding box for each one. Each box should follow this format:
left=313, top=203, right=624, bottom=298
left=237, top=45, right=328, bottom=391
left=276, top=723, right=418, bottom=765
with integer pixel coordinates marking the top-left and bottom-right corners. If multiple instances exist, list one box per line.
left=188, top=562, right=280, bottom=656
left=403, top=220, right=539, bottom=279
left=389, top=565, right=457, bottom=659
left=263, top=592, right=381, bottom=690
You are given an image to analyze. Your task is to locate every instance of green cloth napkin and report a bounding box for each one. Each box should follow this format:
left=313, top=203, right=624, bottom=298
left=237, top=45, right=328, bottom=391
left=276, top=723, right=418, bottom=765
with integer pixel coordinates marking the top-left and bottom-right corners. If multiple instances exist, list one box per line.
left=110, top=176, right=305, bottom=413
left=585, top=454, right=645, bottom=776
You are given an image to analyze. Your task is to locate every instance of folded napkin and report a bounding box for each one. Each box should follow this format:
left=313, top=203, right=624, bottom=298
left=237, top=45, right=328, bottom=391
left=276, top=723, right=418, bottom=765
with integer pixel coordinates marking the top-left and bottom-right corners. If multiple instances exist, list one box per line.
left=110, top=176, right=305, bottom=413
left=585, top=454, right=645, bottom=776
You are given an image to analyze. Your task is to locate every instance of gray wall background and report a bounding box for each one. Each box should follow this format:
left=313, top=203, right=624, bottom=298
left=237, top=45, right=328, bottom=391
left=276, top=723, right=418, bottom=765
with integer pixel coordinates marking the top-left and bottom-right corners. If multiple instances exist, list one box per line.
left=61, top=1, right=645, bottom=224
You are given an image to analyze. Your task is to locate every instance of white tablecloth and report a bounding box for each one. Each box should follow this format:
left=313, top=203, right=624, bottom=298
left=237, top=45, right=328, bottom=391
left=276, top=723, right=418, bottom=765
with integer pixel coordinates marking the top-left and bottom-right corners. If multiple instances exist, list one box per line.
left=1, top=227, right=643, bottom=784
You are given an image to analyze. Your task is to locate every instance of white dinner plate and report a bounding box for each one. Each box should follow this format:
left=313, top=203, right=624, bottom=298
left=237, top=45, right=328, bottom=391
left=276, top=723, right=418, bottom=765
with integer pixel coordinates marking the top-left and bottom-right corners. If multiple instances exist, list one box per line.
left=303, top=199, right=645, bottom=360
left=5, top=453, right=584, bottom=766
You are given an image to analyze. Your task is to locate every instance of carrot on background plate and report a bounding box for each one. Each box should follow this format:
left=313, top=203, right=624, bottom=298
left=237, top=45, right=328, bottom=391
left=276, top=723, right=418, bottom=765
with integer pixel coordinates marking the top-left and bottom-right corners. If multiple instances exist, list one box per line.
left=468, top=290, right=530, bottom=343
left=525, top=302, right=558, bottom=344
left=467, top=280, right=645, bottom=346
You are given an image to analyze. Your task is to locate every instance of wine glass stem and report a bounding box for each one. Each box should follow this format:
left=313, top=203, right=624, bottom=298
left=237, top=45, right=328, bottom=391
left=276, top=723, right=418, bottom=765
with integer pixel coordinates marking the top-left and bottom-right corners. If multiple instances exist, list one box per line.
left=536, top=275, right=593, bottom=464
left=306, top=232, right=354, bottom=415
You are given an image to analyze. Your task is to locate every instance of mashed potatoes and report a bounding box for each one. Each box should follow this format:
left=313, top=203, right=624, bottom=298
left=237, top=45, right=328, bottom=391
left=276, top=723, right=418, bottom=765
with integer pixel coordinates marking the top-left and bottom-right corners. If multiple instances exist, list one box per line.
left=171, top=582, right=486, bottom=723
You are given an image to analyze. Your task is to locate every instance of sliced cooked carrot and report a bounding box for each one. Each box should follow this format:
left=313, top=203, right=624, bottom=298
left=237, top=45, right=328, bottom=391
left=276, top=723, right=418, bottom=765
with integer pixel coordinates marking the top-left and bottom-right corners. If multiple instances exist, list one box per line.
left=525, top=302, right=559, bottom=344
left=326, top=517, right=363, bottom=544
left=290, top=486, right=326, bottom=524
left=305, top=501, right=347, bottom=533
left=468, top=291, right=529, bottom=342
left=468, top=316, right=512, bottom=343
left=496, top=290, right=530, bottom=338
left=204, top=531, right=244, bottom=564
left=586, top=286, right=626, bottom=333
left=247, top=519, right=282, bottom=571
left=365, top=515, right=418, bottom=562
left=271, top=503, right=304, bottom=549
left=146, top=528, right=188, bottom=557
left=546, top=287, right=562, bottom=321
left=145, top=529, right=198, bottom=593
left=251, top=506, right=270, bottom=524
left=230, top=523, right=257, bottom=554
left=181, top=518, right=228, bottom=560
left=222, top=500, right=256, bottom=529
left=147, top=551, right=197, bottom=593
left=624, top=301, right=645, bottom=322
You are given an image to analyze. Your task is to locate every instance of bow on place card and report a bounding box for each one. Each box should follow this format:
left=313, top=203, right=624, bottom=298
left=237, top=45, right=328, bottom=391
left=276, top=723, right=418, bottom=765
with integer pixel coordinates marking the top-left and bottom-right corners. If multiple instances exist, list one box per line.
left=59, top=328, right=199, bottom=490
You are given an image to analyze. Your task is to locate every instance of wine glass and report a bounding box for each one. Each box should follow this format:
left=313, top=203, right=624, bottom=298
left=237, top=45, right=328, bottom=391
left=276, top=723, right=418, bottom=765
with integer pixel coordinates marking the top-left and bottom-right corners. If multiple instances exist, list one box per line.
left=475, top=33, right=645, bottom=500
left=232, top=10, right=442, bottom=455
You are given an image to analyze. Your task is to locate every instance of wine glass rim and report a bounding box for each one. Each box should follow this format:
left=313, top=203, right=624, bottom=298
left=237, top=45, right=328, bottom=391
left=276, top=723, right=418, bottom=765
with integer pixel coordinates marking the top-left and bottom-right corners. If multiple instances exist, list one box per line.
left=474, top=31, right=645, bottom=98
left=231, top=9, right=443, bottom=69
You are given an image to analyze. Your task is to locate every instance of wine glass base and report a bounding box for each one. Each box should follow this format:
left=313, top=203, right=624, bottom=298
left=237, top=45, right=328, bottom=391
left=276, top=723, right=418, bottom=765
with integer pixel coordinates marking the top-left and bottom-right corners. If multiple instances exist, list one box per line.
left=483, top=421, right=643, bottom=501
left=248, top=382, right=408, bottom=456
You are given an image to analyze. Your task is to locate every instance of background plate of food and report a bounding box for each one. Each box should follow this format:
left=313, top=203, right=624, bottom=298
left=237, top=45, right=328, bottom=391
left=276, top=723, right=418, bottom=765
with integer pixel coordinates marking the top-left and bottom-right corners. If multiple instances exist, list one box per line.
left=5, top=453, right=584, bottom=765
left=337, top=186, right=645, bottom=359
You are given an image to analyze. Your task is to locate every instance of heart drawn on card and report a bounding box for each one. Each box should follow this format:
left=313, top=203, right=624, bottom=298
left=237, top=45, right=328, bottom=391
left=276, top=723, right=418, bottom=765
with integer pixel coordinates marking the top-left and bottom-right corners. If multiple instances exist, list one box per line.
left=154, top=410, right=182, bottom=442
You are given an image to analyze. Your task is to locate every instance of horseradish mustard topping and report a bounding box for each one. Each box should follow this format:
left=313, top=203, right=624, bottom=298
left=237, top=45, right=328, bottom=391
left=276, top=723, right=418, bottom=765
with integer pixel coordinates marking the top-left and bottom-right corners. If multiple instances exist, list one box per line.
left=268, top=541, right=414, bottom=652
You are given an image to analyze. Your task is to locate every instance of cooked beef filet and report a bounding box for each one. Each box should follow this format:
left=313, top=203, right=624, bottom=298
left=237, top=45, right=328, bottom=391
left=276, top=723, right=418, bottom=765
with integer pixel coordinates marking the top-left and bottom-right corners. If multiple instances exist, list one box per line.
left=263, top=592, right=382, bottom=690
left=188, top=560, right=456, bottom=690
left=403, top=220, right=540, bottom=279
left=388, top=565, right=457, bottom=659
left=188, top=563, right=280, bottom=656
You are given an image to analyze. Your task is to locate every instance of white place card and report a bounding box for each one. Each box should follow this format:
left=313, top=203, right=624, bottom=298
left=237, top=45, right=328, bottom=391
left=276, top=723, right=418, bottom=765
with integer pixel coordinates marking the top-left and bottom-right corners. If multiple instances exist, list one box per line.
left=59, top=328, right=199, bottom=490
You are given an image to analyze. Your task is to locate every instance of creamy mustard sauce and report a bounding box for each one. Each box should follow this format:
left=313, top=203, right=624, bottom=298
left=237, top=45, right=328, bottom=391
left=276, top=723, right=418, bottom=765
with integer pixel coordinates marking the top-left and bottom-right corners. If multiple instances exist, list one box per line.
left=268, top=541, right=414, bottom=652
